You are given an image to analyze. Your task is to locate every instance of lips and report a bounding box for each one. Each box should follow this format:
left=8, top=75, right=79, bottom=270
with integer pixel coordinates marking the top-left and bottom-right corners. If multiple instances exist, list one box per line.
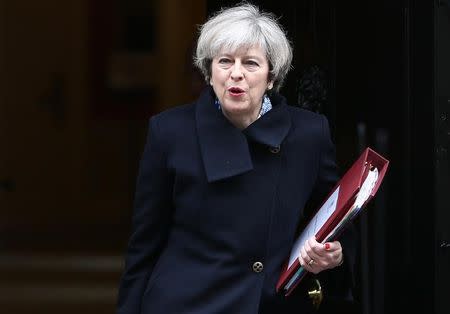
left=228, top=86, right=246, bottom=96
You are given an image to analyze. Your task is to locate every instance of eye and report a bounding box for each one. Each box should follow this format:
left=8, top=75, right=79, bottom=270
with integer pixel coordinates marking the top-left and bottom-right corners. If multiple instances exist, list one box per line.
left=218, top=58, right=232, bottom=64
left=245, top=60, right=259, bottom=66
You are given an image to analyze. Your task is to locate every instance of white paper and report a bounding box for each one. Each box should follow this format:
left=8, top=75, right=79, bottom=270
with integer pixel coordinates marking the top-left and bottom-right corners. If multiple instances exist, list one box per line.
left=288, top=187, right=340, bottom=268
left=353, top=168, right=378, bottom=208
left=325, top=167, right=379, bottom=241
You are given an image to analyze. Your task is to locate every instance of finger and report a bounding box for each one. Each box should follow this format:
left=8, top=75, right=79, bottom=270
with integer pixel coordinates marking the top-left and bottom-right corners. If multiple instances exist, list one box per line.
left=331, top=250, right=344, bottom=267
left=298, top=252, right=313, bottom=272
left=299, top=244, right=308, bottom=262
left=301, top=245, right=318, bottom=271
left=298, top=254, right=305, bottom=267
left=302, top=243, right=326, bottom=273
left=304, top=239, right=324, bottom=261
left=323, top=241, right=342, bottom=253
left=300, top=244, right=312, bottom=264
left=302, top=257, right=315, bottom=273
left=306, top=240, right=336, bottom=269
left=323, top=247, right=343, bottom=268
left=306, top=259, right=323, bottom=274
left=327, top=242, right=343, bottom=263
left=307, top=237, right=326, bottom=257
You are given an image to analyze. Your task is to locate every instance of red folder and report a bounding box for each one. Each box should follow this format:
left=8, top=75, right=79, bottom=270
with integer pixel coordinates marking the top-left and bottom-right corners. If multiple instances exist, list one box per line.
left=276, top=147, right=389, bottom=296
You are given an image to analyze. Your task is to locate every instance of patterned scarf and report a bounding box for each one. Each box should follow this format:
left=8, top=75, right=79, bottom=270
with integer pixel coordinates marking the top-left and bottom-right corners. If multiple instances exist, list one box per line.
left=214, top=94, right=273, bottom=119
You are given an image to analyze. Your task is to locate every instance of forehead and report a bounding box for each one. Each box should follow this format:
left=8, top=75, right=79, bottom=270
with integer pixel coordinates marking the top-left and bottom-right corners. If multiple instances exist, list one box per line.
left=216, top=45, right=267, bottom=60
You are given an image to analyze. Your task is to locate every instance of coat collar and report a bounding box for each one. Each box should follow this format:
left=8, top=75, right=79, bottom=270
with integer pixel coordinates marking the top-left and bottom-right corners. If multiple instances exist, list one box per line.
left=195, top=86, right=291, bottom=182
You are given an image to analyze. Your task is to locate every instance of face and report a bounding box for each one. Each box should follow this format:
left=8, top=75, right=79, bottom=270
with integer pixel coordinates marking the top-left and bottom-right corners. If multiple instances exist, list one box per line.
left=210, top=45, right=273, bottom=121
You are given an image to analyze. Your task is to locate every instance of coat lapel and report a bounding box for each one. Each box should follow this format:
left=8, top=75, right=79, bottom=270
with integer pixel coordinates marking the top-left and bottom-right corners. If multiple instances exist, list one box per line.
left=195, top=87, right=291, bottom=183
left=243, top=92, right=291, bottom=148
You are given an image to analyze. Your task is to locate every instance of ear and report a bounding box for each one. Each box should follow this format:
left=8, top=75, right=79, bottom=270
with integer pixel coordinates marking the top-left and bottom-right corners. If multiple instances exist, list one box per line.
left=267, top=81, right=274, bottom=90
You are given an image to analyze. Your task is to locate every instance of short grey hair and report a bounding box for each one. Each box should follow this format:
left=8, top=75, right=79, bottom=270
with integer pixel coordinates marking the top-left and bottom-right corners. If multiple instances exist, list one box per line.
left=194, top=3, right=293, bottom=92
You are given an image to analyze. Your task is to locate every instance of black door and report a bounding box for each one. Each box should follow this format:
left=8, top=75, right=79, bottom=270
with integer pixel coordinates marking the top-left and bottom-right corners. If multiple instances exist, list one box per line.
left=206, top=1, right=449, bottom=313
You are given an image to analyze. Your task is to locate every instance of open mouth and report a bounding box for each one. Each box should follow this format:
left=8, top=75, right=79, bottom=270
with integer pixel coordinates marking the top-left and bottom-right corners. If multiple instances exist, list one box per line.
left=228, top=87, right=245, bottom=96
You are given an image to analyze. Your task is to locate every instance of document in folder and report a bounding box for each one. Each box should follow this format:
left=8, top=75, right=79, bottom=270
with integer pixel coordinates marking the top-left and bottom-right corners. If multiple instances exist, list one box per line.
left=276, top=147, right=389, bottom=296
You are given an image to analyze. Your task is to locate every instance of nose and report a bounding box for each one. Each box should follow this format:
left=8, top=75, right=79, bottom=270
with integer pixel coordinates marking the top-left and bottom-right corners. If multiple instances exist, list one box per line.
left=230, top=63, right=244, bottom=81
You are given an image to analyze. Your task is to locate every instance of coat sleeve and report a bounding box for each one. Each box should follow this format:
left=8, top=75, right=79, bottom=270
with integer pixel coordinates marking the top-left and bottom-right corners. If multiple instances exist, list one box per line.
left=116, top=116, right=173, bottom=314
left=307, top=115, right=357, bottom=303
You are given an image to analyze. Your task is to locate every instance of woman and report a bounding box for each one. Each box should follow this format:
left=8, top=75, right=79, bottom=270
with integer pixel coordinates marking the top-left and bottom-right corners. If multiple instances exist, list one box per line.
left=117, top=3, right=355, bottom=314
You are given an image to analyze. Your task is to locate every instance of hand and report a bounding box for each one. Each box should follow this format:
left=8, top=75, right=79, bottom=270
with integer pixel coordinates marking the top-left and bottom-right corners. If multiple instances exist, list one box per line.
left=299, top=237, right=343, bottom=274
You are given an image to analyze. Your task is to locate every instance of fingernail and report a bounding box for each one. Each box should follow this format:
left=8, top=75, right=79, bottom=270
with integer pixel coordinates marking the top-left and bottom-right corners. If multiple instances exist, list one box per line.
left=324, top=243, right=330, bottom=250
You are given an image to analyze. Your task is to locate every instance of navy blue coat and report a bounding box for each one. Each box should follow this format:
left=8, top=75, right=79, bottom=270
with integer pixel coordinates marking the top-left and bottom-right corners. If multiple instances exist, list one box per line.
left=117, top=87, right=355, bottom=314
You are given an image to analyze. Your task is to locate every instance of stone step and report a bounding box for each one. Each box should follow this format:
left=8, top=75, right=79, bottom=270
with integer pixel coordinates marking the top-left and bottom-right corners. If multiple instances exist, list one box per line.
left=0, top=253, right=123, bottom=313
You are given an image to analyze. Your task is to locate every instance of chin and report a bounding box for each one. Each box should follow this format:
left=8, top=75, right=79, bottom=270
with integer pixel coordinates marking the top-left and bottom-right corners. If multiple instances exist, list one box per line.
left=222, top=102, right=251, bottom=114
left=223, top=97, right=250, bottom=108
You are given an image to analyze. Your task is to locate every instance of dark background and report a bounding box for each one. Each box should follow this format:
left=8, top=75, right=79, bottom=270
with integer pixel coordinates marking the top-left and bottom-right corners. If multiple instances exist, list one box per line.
left=208, top=1, right=449, bottom=313
left=1, top=0, right=448, bottom=313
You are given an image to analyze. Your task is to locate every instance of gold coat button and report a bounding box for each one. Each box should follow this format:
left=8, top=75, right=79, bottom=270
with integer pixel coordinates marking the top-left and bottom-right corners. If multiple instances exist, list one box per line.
left=269, top=146, right=280, bottom=154
left=252, top=261, right=264, bottom=273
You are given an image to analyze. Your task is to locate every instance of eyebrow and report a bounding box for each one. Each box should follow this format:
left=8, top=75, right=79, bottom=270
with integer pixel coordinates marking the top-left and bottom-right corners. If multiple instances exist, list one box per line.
left=217, top=54, right=264, bottom=61
left=244, top=55, right=263, bottom=59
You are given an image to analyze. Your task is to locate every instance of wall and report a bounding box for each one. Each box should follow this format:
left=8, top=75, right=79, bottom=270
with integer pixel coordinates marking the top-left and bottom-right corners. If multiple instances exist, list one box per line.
left=0, top=0, right=206, bottom=313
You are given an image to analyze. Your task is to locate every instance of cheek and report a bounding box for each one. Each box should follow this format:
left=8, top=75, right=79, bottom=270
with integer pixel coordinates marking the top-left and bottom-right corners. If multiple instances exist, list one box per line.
left=250, top=79, right=269, bottom=94
left=249, top=73, right=269, bottom=86
left=210, top=67, right=228, bottom=84
left=210, top=75, right=221, bottom=86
